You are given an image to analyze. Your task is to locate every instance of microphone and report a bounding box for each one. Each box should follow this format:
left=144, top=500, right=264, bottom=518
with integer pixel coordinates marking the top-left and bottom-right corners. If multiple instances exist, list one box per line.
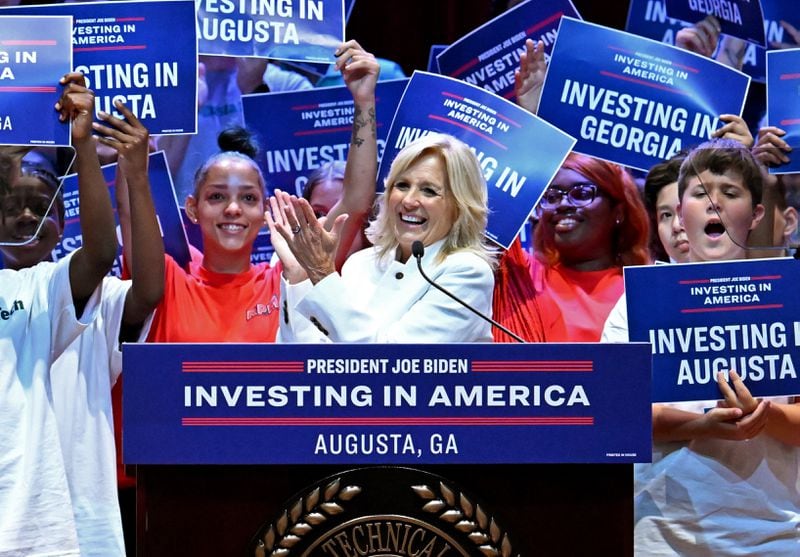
left=411, top=241, right=526, bottom=343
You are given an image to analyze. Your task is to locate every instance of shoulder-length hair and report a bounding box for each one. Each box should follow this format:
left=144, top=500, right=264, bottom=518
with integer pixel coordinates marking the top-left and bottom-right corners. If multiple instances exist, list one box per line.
left=534, top=153, right=650, bottom=267
left=366, top=132, right=494, bottom=266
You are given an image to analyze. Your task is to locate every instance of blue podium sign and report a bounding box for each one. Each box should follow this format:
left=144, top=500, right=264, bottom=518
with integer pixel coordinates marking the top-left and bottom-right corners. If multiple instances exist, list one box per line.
left=436, top=0, right=580, bottom=100
left=1, top=0, right=198, bottom=135
left=379, top=71, right=575, bottom=249
left=0, top=15, right=72, bottom=146
left=665, top=0, right=766, bottom=46
left=54, top=151, right=190, bottom=276
left=123, top=342, right=652, bottom=464
left=242, top=79, right=407, bottom=197
left=539, top=17, right=750, bottom=172
left=196, top=0, right=345, bottom=63
left=625, top=258, right=800, bottom=402
left=767, top=48, right=800, bottom=174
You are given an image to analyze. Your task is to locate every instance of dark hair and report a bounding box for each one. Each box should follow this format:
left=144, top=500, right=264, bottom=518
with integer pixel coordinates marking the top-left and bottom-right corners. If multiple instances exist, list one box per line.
left=302, top=161, right=346, bottom=202
left=643, top=152, right=687, bottom=262
left=192, top=126, right=266, bottom=198
left=217, top=126, right=259, bottom=159
left=678, top=139, right=764, bottom=206
left=643, top=152, right=688, bottom=212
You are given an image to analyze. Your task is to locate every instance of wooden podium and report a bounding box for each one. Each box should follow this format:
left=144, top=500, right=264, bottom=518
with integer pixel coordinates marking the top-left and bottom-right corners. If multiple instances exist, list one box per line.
left=125, top=342, right=649, bottom=556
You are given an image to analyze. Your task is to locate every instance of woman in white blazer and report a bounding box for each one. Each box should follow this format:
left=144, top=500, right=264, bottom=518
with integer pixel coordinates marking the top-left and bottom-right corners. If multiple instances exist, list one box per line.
left=271, top=131, right=495, bottom=343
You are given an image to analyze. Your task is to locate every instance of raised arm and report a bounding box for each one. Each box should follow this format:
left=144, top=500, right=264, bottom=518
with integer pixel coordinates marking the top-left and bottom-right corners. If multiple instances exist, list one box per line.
left=325, top=39, right=380, bottom=268
left=94, top=101, right=165, bottom=328
left=56, top=73, right=118, bottom=312
left=514, top=39, right=546, bottom=114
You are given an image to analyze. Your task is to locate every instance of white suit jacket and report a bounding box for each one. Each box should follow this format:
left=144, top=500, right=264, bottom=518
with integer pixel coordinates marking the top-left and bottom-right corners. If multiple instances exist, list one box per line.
left=278, top=240, right=494, bottom=343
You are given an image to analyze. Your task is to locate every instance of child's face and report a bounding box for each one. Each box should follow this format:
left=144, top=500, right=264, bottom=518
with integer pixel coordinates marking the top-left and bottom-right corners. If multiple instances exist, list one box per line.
left=655, top=182, right=689, bottom=263
left=0, top=175, right=63, bottom=269
left=185, top=158, right=265, bottom=256
left=679, top=169, right=764, bottom=262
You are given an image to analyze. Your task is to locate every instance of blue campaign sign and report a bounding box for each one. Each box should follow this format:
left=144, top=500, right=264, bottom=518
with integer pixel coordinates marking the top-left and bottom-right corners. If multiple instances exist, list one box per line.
left=767, top=48, right=800, bottom=174
left=1, top=1, right=198, bottom=135
left=242, top=79, right=407, bottom=197
left=379, top=71, right=575, bottom=249
left=538, top=17, right=750, bottom=172
left=197, top=0, right=345, bottom=63
left=0, top=16, right=71, bottom=146
left=427, top=44, right=447, bottom=73
left=625, top=258, right=800, bottom=402
left=436, top=0, right=580, bottom=100
left=665, top=0, right=766, bottom=46
left=626, top=0, right=691, bottom=47
left=627, top=0, right=796, bottom=85
left=123, top=342, right=652, bottom=464
left=54, top=151, right=190, bottom=277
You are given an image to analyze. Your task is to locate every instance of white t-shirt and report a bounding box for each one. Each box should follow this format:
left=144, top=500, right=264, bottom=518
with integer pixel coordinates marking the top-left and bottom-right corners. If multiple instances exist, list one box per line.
left=602, top=293, right=800, bottom=555
left=0, top=254, right=102, bottom=556
left=52, top=277, right=150, bottom=557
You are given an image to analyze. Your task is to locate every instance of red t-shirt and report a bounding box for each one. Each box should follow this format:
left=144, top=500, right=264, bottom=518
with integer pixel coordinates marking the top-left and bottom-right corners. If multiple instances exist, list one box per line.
left=146, top=255, right=281, bottom=343
left=529, top=256, right=623, bottom=342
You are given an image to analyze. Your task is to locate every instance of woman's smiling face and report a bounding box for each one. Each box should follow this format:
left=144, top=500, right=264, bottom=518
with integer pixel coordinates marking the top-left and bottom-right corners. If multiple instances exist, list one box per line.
left=538, top=167, right=617, bottom=268
left=387, top=153, right=456, bottom=262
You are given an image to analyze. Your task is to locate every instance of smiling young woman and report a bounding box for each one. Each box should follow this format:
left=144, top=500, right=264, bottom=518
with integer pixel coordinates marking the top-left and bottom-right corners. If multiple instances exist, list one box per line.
left=493, top=153, right=651, bottom=342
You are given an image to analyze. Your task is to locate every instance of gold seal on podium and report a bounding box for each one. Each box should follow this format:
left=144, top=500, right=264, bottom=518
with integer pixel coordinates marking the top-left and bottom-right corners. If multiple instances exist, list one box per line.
left=249, top=467, right=520, bottom=557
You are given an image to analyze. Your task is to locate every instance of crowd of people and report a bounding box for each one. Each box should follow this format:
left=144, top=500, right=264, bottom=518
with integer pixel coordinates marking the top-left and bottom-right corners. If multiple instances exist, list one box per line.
left=1, top=1, right=800, bottom=556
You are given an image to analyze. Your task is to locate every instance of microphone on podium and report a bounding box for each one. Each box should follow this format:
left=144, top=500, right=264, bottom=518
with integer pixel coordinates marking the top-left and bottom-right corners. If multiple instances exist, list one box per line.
left=411, top=241, right=526, bottom=343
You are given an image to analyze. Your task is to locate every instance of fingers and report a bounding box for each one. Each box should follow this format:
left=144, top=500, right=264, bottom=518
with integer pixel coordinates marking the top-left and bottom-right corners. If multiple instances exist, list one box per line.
left=274, top=189, right=302, bottom=233
left=676, top=16, right=720, bottom=57
left=717, top=370, right=739, bottom=409
left=696, top=15, right=721, bottom=54
left=734, top=400, right=770, bottom=438
left=713, top=114, right=752, bottom=147
left=334, top=39, right=365, bottom=71
left=753, top=127, right=792, bottom=166
left=330, top=212, right=349, bottom=237
left=56, top=73, right=94, bottom=122
left=729, top=369, right=758, bottom=411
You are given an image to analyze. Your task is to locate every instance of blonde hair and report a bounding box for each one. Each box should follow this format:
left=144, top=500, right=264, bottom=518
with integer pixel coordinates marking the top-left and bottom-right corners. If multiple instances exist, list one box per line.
left=366, top=133, right=493, bottom=265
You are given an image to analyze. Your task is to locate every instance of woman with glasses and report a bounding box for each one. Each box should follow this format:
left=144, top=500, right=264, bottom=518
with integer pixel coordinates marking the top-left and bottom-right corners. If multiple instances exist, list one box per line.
left=493, top=152, right=650, bottom=342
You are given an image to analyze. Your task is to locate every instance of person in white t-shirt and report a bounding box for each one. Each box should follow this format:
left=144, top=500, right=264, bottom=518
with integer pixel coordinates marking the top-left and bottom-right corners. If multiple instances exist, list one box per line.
left=0, top=73, right=119, bottom=556
left=604, top=140, right=800, bottom=556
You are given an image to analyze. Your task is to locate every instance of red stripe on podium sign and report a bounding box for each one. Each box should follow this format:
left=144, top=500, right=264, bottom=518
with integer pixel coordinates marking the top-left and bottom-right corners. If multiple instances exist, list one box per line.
left=471, top=360, right=593, bottom=372
left=182, top=361, right=305, bottom=373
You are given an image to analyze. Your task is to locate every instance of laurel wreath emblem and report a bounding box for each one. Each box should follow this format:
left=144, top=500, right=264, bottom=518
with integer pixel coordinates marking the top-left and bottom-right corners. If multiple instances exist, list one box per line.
left=255, top=477, right=362, bottom=557
left=412, top=481, right=518, bottom=557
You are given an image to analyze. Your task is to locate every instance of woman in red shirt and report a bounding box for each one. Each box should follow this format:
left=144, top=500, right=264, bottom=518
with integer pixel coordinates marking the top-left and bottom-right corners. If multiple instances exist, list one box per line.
left=493, top=153, right=650, bottom=342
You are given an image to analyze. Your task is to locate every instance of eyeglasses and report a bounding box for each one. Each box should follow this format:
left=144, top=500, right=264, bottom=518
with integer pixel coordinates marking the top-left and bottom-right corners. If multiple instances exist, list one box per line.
left=538, top=183, right=598, bottom=210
